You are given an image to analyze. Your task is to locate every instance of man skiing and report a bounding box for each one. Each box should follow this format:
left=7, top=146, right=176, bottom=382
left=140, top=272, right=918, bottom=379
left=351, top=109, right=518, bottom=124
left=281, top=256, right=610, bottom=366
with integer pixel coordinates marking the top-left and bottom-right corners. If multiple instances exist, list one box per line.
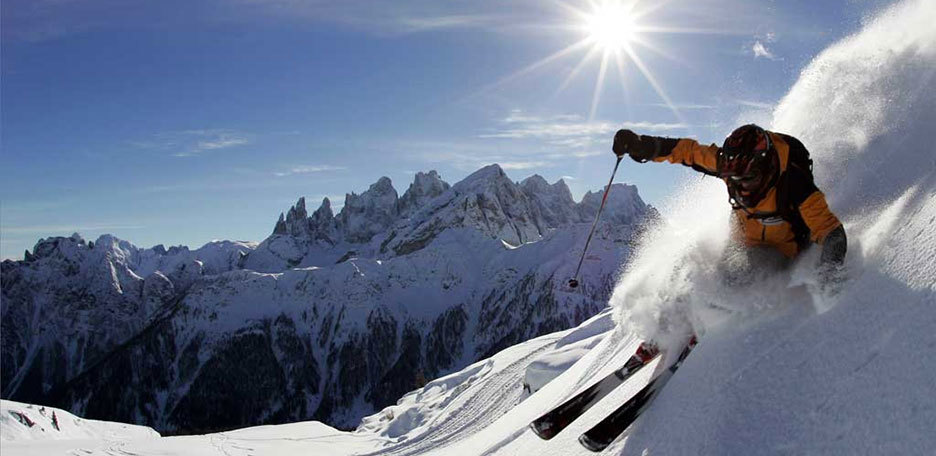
left=612, top=125, right=847, bottom=283
left=535, top=125, right=849, bottom=452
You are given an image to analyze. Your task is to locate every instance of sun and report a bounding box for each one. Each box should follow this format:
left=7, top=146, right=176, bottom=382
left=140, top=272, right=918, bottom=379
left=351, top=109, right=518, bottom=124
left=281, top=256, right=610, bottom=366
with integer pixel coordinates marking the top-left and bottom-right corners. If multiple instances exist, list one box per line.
left=583, top=3, right=638, bottom=52
left=477, top=0, right=702, bottom=123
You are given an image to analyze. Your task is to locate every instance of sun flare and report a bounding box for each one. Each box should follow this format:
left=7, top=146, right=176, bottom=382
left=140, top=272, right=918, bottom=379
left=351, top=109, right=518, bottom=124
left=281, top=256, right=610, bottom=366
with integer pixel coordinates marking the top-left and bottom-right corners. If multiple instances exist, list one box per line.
left=584, top=3, right=638, bottom=52
left=480, top=0, right=701, bottom=123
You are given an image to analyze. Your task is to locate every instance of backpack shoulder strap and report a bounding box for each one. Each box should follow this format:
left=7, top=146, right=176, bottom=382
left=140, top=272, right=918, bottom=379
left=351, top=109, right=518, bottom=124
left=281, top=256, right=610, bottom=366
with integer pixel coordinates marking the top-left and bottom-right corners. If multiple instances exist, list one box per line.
left=776, top=133, right=814, bottom=175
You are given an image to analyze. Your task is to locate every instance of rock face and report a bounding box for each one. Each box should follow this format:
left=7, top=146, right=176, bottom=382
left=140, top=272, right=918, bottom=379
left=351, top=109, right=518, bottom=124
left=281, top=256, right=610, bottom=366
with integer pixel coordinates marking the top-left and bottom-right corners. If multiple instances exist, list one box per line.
left=338, top=176, right=400, bottom=244
left=399, top=170, right=450, bottom=218
left=1, top=165, right=657, bottom=434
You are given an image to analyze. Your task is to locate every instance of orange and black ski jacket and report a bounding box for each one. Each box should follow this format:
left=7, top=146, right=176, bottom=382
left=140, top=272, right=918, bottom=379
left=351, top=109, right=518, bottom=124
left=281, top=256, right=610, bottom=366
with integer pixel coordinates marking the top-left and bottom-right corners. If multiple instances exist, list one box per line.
left=650, top=132, right=842, bottom=258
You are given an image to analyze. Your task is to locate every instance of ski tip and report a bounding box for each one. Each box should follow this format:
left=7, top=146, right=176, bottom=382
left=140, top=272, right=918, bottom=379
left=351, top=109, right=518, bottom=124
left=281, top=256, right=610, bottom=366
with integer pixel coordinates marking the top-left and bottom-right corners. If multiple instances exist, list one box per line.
left=529, top=422, right=555, bottom=440
left=578, top=433, right=609, bottom=452
left=636, top=341, right=660, bottom=362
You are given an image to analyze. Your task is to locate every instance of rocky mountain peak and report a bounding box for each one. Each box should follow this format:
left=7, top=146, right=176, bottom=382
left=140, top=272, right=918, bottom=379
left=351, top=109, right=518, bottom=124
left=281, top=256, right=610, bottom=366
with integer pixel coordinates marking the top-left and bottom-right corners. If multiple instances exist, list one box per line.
left=520, top=176, right=578, bottom=227
left=30, top=234, right=83, bottom=261
left=552, top=179, right=574, bottom=202
left=312, top=197, right=334, bottom=221
left=519, top=174, right=549, bottom=191
left=338, top=177, right=400, bottom=244
left=520, top=174, right=576, bottom=204
left=579, top=183, right=649, bottom=225
left=272, top=196, right=338, bottom=245
left=274, top=197, right=311, bottom=237
left=292, top=197, right=308, bottom=219
left=383, top=164, right=547, bottom=254
left=310, top=198, right=338, bottom=244
left=399, top=170, right=451, bottom=218
left=257, top=164, right=653, bottom=267
left=452, top=164, right=510, bottom=194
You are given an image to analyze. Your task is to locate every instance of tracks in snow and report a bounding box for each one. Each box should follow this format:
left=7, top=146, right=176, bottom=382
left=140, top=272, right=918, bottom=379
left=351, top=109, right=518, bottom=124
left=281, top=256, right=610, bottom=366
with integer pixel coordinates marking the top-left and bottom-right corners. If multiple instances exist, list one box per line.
left=361, top=337, right=558, bottom=456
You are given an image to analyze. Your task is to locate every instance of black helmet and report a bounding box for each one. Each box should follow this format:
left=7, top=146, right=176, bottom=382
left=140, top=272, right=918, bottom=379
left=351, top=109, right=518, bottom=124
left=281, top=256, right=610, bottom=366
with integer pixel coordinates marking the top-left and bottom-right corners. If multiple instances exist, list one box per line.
left=717, top=124, right=779, bottom=208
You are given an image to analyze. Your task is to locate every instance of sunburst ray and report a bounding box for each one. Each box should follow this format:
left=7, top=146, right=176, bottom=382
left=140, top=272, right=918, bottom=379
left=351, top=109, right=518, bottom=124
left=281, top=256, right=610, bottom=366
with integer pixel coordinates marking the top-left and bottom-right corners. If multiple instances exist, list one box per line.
left=623, top=44, right=685, bottom=124
left=466, top=38, right=593, bottom=102
left=554, top=45, right=602, bottom=97
left=589, top=49, right=612, bottom=120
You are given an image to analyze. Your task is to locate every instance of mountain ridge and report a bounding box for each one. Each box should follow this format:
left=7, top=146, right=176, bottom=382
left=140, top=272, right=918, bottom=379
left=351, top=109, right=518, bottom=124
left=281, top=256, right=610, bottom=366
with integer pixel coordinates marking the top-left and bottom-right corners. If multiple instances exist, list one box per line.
left=1, top=163, right=656, bottom=433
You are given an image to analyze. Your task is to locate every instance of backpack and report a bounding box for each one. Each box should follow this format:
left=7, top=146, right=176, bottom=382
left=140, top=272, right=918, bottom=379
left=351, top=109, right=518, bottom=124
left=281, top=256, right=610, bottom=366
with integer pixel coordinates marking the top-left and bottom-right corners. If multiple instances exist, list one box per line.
left=778, top=132, right=814, bottom=177
left=766, top=132, right=818, bottom=248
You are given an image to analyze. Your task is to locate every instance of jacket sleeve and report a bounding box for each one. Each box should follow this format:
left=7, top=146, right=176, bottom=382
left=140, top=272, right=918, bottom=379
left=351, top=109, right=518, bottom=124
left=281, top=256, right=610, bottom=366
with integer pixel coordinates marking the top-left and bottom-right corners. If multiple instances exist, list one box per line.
left=798, top=191, right=843, bottom=243
left=651, top=138, right=720, bottom=176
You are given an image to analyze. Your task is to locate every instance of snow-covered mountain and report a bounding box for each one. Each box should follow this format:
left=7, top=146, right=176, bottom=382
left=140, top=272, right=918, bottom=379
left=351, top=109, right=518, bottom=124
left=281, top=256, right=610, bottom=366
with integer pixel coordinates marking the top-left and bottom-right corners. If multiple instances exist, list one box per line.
left=1, top=165, right=656, bottom=433
left=1, top=399, right=159, bottom=443
left=3, top=1, right=932, bottom=454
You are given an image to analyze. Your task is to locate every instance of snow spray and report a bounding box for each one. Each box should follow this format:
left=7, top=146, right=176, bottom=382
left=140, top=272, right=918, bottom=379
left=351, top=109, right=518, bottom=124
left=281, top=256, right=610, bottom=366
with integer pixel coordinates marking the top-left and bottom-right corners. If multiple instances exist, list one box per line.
left=609, top=0, right=936, bottom=344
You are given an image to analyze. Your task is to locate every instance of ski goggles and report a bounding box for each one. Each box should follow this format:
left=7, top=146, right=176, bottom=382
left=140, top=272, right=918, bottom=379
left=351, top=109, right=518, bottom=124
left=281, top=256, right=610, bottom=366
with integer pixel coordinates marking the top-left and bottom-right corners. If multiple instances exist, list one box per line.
left=726, top=170, right=765, bottom=192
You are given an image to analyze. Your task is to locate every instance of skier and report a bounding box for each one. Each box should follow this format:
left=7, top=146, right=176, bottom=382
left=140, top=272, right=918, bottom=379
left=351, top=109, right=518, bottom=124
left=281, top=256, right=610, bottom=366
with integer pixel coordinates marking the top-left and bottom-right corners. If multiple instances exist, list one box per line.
left=612, top=124, right=847, bottom=288
left=537, top=125, right=849, bottom=451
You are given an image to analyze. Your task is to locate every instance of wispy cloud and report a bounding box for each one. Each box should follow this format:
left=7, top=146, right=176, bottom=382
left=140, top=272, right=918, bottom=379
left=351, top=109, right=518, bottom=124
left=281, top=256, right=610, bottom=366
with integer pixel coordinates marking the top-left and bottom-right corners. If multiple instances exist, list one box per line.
left=481, top=111, right=688, bottom=145
left=1, top=223, right=146, bottom=235
left=130, top=129, right=250, bottom=157
left=395, top=140, right=543, bottom=172
left=617, top=121, right=689, bottom=131
left=197, top=136, right=248, bottom=151
left=646, top=102, right=716, bottom=110
left=734, top=99, right=776, bottom=109
left=137, top=179, right=301, bottom=194
left=224, top=0, right=536, bottom=37
left=399, top=14, right=502, bottom=32
left=499, top=161, right=552, bottom=170
left=399, top=110, right=689, bottom=172
left=274, top=165, right=347, bottom=177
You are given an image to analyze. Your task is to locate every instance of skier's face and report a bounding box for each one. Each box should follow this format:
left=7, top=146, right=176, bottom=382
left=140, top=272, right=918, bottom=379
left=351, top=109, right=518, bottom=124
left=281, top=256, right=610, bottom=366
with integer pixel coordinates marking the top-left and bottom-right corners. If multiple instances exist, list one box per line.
left=728, top=171, right=764, bottom=195
left=722, top=154, right=765, bottom=195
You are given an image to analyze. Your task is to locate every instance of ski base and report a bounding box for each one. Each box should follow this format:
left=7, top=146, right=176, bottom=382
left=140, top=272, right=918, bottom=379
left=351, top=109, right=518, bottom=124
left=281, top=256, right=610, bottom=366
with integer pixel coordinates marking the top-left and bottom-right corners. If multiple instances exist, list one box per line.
left=529, top=342, right=659, bottom=440
left=578, top=336, right=697, bottom=452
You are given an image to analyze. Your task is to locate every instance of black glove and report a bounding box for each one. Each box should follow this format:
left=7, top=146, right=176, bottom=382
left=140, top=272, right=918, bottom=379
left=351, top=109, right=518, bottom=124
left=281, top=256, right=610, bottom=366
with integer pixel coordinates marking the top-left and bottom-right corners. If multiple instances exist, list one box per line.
left=612, top=129, right=658, bottom=162
left=811, top=225, right=847, bottom=298
left=819, top=225, right=847, bottom=267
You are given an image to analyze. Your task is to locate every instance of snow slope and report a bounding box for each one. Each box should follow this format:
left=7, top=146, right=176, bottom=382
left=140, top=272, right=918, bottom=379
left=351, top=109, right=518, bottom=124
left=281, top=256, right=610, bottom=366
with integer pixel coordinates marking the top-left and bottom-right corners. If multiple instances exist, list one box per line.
left=3, top=0, right=934, bottom=454
left=1, top=400, right=159, bottom=456
left=1, top=400, right=159, bottom=442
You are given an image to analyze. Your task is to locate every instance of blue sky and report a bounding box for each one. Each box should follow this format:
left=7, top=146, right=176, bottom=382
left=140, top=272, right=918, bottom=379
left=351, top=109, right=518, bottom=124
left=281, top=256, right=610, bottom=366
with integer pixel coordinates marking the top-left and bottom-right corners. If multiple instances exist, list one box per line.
left=1, top=0, right=894, bottom=259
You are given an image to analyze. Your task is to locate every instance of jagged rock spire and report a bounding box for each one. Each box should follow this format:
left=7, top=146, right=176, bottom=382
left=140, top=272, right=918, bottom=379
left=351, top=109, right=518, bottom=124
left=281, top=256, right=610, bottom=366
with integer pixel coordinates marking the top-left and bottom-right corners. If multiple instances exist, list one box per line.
left=399, top=170, right=450, bottom=218
left=337, top=177, right=400, bottom=244
left=262, top=164, right=651, bottom=260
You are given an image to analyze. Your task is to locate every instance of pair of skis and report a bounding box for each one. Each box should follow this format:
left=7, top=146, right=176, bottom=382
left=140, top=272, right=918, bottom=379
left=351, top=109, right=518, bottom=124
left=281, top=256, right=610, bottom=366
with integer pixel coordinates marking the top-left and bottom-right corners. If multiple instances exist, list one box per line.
left=529, top=336, right=697, bottom=452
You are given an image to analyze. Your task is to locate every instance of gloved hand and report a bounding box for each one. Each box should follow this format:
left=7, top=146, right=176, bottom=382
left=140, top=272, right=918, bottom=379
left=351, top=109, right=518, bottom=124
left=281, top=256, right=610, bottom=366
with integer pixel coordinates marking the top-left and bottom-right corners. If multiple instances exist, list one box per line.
left=613, top=129, right=657, bottom=162
left=813, top=226, right=848, bottom=300
left=817, top=262, right=847, bottom=298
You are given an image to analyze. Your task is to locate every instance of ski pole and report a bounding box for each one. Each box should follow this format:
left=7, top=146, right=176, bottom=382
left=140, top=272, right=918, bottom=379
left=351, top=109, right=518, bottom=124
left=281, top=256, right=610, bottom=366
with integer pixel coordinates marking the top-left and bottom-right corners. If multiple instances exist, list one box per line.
left=569, top=154, right=623, bottom=289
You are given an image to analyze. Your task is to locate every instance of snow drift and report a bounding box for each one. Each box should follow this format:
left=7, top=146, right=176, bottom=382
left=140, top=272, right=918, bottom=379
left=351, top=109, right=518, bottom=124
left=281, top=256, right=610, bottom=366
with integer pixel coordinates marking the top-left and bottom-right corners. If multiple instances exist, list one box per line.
left=1, top=399, right=158, bottom=442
